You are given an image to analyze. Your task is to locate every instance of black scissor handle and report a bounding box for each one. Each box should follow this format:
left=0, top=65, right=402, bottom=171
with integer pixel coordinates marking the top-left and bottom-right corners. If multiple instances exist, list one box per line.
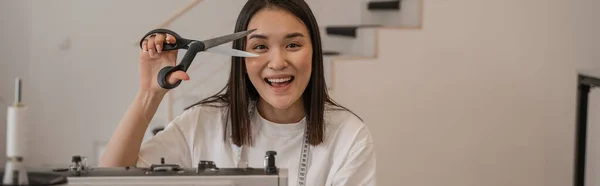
left=139, top=28, right=193, bottom=51
left=156, top=41, right=205, bottom=89
left=157, top=65, right=184, bottom=90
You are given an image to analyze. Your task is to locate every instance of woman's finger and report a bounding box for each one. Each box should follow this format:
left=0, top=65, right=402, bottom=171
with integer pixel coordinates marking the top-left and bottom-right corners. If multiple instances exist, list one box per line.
left=141, top=39, right=148, bottom=52
left=147, top=35, right=156, bottom=58
left=154, top=34, right=166, bottom=53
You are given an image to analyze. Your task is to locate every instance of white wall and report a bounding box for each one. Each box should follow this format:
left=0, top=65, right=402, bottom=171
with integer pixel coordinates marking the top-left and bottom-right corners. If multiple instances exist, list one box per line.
left=329, top=0, right=600, bottom=186
left=567, top=0, right=600, bottom=183
left=0, top=0, right=32, bottom=163
left=25, top=0, right=202, bottom=167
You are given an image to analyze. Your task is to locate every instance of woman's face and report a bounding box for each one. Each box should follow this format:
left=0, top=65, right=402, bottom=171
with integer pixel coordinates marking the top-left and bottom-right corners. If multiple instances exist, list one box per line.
left=244, top=8, right=313, bottom=110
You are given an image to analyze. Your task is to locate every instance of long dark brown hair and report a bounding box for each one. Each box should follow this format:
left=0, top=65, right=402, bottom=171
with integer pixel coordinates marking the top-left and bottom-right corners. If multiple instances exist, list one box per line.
left=186, top=0, right=358, bottom=147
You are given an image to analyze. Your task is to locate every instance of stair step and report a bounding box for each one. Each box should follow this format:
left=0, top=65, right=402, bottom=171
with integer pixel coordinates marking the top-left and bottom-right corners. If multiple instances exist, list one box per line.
left=368, top=0, right=401, bottom=10
left=326, top=25, right=381, bottom=38
left=323, top=50, right=341, bottom=56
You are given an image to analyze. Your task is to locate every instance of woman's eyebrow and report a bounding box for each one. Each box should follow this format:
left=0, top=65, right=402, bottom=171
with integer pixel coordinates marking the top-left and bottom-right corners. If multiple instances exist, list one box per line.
left=248, top=32, right=305, bottom=40
left=249, top=34, right=267, bottom=40
left=285, top=32, right=304, bottom=39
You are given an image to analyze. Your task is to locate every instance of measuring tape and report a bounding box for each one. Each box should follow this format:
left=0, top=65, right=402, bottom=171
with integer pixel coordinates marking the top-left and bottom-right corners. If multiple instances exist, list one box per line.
left=297, top=125, right=310, bottom=186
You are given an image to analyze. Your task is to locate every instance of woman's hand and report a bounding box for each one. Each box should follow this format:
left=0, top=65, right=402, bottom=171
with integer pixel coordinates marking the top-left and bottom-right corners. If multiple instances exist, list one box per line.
left=139, top=33, right=190, bottom=94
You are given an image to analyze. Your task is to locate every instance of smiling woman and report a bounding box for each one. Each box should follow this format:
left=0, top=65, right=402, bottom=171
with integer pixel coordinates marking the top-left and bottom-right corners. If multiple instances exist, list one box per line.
left=100, top=0, right=376, bottom=185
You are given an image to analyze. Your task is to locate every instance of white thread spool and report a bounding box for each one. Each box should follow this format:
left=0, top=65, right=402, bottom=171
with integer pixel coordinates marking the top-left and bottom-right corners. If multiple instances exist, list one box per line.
left=7, top=106, right=28, bottom=158
left=7, top=78, right=27, bottom=158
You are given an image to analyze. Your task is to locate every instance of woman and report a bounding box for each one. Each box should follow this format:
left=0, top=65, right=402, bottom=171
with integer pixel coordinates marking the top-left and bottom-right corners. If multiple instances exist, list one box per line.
left=100, top=0, right=376, bottom=185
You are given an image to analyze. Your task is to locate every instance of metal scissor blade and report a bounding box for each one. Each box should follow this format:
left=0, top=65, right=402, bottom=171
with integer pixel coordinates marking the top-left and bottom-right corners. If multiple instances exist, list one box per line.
left=201, top=29, right=257, bottom=49
left=206, top=46, right=259, bottom=57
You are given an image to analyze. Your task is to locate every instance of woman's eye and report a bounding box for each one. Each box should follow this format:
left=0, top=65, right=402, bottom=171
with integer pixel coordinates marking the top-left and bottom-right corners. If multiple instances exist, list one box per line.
left=287, top=43, right=301, bottom=48
left=253, top=45, right=268, bottom=51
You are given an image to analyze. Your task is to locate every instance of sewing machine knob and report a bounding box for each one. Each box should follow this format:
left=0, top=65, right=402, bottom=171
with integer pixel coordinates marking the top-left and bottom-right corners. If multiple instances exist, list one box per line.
left=72, top=155, right=82, bottom=163
left=265, top=151, right=277, bottom=173
left=198, top=160, right=216, bottom=169
left=197, top=161, right=218, bottom=173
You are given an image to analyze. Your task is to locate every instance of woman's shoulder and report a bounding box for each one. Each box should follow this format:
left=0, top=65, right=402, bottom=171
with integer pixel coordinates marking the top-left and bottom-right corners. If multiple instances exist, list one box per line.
left=324, top=104, right=364, bottom=126
left=323, top=104, right=373, bottom=143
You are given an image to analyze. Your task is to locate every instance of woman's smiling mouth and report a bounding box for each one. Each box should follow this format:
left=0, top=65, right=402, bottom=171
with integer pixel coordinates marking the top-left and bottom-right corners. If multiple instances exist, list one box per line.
left=264, top=76, right=295, bottom=90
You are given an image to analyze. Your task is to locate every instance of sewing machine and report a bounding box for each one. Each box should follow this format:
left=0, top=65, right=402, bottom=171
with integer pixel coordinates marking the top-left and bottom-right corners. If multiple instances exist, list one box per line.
left=2, top=153, right=288, bottom=186
left=1, top=78, right=288, bottom=186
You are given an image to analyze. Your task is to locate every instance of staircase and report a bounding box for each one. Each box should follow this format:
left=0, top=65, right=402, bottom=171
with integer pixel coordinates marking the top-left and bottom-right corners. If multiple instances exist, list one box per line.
left=320, top=0, right=421, bottom=89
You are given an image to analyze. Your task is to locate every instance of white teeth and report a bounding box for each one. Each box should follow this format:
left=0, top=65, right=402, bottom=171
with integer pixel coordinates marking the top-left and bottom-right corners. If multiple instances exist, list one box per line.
left=267, top=77, right=292, bottom=83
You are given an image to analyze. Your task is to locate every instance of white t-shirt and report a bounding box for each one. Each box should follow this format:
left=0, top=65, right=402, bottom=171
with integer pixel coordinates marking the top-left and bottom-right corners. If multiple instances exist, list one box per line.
left=136, top=102, right=376, bottom=186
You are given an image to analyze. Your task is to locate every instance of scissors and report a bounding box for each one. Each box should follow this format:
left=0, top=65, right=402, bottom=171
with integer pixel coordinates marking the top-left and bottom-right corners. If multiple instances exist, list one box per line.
left=139, top=28, right=258, bottom=89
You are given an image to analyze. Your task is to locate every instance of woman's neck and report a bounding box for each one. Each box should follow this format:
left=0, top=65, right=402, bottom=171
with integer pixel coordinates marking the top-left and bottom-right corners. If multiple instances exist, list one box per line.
left=257, top=98, right=305, bottom=124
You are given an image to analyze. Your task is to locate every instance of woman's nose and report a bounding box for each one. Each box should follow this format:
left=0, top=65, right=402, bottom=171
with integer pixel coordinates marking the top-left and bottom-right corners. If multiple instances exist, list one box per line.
left=267, top=49, right=288, bottom=70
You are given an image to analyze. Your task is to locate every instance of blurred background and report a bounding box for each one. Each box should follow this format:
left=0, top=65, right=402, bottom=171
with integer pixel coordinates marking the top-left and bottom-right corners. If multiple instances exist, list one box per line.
left=1, top=0, right=599, bottom=185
